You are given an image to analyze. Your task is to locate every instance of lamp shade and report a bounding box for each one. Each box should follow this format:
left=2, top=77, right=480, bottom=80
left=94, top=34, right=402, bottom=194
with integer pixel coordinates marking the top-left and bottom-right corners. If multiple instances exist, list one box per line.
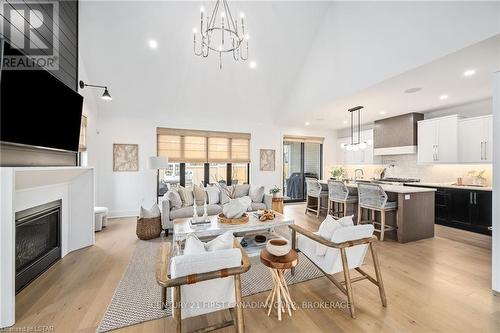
left=148, top=156, right=169, bottom=169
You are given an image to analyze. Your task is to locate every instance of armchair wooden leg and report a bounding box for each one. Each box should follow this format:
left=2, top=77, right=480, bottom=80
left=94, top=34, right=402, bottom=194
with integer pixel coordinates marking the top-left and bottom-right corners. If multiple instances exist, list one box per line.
left=173, top=286, right=182, bottom=333
left=370, top=242, right=387, bottom=307
left=291, top=229, right=296, bottom=276
left=340, top=248, right=356, bottom=319
left=234, top=274, right=244, bottom=333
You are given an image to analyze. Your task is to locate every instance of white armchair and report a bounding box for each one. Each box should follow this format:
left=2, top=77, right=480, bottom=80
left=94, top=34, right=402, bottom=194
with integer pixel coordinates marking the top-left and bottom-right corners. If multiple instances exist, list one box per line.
left=290, top=222, right=387, bottom=318
left=156, top=240, right=251, bottom=333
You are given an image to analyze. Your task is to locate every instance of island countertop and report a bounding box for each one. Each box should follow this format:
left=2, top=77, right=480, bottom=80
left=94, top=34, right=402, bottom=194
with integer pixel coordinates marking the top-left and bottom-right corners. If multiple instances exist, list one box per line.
left=319, top=180, right=436, bottom=194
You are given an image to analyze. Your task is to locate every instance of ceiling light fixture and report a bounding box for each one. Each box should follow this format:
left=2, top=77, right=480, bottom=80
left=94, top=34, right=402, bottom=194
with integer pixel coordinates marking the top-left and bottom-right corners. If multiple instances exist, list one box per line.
left=439, top=94, right=449, bottom=100
left=305, top=122, right=311, bottom=126
left=249, top=60, right=257, bottom=69
left=463, top=69, right=476, bottom=77
left=193, top=0, right=249, bottom=69
left=148, top=39, right=158, bottom=49
left=340, top=106, right=371, bottom=151
left=79, top=80, right=112, bottom=101
left=380, top=111, right=387, bottom=115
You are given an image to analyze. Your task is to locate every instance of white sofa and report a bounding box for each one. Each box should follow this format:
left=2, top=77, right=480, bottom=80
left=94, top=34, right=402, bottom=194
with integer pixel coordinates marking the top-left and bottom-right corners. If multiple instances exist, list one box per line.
left=161, top=184, right=273, bottom=231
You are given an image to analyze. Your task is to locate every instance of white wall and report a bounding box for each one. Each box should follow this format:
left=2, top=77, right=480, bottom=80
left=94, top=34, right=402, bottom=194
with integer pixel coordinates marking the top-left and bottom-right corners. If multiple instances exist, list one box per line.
left=492, top=71, right=500, bottom=293
left=91, top=108, right=335, bottom=216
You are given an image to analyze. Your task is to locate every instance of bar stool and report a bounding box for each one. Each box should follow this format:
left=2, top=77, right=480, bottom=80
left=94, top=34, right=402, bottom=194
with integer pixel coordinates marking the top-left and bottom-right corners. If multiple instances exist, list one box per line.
left=327, top=180, right=358, bottom=218
left=357, top=183, right=397, bottom=241
left=305, top=178, right=329, bottom=217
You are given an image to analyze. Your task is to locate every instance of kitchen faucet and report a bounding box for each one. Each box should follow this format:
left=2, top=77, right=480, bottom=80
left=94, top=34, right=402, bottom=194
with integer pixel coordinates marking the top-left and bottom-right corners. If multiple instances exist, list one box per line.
left=354, top=168, right=364, bottom=180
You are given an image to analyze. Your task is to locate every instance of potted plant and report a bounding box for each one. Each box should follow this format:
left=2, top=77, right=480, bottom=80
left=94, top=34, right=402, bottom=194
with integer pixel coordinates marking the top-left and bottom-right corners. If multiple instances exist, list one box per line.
left=330, top=166, right=346, bottom=180
left=269, top=185, right=281, bottom=198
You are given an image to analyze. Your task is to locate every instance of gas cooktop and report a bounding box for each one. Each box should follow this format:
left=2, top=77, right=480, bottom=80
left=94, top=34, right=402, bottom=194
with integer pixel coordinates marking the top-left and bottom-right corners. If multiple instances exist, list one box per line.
left=374, top=177, right=421, bottom=183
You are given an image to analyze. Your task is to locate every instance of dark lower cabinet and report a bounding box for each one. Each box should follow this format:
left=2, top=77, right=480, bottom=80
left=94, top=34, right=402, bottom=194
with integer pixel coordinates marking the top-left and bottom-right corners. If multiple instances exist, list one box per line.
left=406, top=185, right=492, bottom=235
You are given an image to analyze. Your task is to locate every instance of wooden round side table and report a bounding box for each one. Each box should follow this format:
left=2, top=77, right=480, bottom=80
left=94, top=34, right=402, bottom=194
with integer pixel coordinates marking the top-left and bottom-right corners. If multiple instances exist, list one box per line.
left=260, top=249, right=298, bottom=320
left=271, top=197, right=284, bottom=214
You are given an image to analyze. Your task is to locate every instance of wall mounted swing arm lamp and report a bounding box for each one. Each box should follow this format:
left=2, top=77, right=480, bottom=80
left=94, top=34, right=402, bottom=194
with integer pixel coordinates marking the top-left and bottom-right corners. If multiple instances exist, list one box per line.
left=79, top=80, right=112, bottom=100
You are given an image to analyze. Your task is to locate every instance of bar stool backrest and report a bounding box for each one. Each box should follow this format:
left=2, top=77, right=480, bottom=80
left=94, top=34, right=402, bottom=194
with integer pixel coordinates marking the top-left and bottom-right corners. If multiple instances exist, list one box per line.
left=306, top=178, right=321, bottom=197
left=358, top=183, right=388, bottom=209
left=328, top=180, right=349, bottom=201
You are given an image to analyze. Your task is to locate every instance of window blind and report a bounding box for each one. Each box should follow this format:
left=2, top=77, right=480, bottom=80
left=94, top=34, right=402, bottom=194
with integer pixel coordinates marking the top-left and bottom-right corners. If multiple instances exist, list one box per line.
left=79, top=115, right=87, bottom=151
left=157, top=128, right=250, bottom=163
left=283, top=135, right=324, bottom=144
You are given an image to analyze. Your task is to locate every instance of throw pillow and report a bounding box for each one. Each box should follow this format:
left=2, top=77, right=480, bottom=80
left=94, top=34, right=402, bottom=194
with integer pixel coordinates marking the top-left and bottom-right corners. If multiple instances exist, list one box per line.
left=205, top=185, right=220, bottom=204
left=315, top=215, right=342, bottom=256
left=234, top=184, right=250, bottom=198
left=193, top=184, right=207, bottom=206
left=178, top=186, right=194, bottom=207
left=220, top=185, right=234, bottom=205
left=205, top=231, right=235, bottom=252
left=139, top=203, right=161, bottom=218
left=184, top=234, right=207, bottom=255
left=249, top=185, right=265, bottom=203
left=164, top=189, right=182, bottom=209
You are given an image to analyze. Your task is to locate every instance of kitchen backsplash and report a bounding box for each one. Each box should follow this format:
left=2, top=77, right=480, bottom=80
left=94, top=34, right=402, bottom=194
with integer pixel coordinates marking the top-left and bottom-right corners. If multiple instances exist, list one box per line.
left=333, top=154, right=492, bottom=185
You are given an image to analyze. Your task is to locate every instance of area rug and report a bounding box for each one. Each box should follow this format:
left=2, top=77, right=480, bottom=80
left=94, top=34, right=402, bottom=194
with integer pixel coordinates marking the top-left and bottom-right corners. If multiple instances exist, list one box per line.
left=96, top=239, right=323, bottom=332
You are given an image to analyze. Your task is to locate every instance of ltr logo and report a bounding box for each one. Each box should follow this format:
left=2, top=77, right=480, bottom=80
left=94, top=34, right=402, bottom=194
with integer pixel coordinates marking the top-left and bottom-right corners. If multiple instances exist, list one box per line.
left=1, top=1, right=59, bottom=69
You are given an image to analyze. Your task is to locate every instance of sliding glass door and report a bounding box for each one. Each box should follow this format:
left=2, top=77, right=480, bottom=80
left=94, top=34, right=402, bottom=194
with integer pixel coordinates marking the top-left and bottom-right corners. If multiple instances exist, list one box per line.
left=283, top=139, right=323, bottom=202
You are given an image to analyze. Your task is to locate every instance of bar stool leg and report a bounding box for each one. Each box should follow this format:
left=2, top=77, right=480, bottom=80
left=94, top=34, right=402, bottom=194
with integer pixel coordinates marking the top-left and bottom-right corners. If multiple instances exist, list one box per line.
left=327, top=200, right=331, bottom=216
left=316, top=197, right=321, bottom=217
left=380, top=210, right=386, bottom=241
left=357, top=205, right=362, bottom=224
left=305, top=195, right=309, bottom=214
left=343, top=202, right=347, bottom=218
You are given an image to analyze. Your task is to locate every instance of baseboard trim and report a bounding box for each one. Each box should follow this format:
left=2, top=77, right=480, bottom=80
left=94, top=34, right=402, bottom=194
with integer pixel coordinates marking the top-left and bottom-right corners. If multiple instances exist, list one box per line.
left=108, top=211, right=138, bottom=219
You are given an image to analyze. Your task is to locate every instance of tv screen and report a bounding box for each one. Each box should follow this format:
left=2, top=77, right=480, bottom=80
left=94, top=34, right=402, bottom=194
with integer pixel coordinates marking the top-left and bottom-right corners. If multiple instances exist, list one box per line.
left=0, top=46, right=84, bottom=152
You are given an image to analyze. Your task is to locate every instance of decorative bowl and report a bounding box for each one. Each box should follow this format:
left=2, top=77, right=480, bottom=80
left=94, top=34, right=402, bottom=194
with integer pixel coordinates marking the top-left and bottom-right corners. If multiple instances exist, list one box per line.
left=266, top=239, right=291, bottom=257
left=254, top=234, right=267, bottom=243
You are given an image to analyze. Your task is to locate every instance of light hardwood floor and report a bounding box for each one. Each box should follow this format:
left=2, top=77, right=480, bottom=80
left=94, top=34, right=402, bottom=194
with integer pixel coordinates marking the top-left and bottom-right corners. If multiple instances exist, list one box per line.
left=12, top=204, right=500, bottom=333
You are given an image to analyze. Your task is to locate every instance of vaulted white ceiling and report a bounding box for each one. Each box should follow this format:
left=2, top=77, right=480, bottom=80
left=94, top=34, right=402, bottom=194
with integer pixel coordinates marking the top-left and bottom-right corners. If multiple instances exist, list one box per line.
left=79, top=1, right=500, bottom=128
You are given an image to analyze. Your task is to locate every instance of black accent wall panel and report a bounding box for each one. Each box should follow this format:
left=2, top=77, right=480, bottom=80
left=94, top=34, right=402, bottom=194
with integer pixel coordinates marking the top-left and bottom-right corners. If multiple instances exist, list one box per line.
left=0, top=0, right=78, bottom=91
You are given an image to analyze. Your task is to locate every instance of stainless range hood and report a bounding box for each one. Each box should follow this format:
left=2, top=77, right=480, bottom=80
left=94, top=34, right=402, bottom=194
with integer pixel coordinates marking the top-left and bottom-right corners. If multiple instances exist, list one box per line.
left=373, top=113, right=424, bottom=155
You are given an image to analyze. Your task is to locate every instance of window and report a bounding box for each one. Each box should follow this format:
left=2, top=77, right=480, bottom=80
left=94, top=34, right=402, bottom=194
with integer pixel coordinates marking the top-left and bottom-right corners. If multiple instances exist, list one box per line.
left=156, top=128, right=251, bottom=194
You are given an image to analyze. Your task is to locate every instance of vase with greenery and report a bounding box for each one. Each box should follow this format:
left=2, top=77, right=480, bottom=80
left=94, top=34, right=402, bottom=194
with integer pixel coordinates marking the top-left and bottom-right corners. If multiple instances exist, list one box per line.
left=330, top=166, right=346, bottom=180
left=467, top=170, right=487, bottom=186
left=269, top=185, right=281, bottom=198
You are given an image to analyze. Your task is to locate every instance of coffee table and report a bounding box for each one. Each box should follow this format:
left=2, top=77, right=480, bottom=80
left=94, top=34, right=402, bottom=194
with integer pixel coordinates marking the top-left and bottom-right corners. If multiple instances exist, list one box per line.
left=172, top=213, right=294, bottom=256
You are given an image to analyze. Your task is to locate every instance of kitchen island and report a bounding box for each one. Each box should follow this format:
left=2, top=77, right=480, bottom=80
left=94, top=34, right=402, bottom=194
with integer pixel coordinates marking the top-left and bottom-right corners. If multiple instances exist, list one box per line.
left=320, top=181, right=436, bottom=243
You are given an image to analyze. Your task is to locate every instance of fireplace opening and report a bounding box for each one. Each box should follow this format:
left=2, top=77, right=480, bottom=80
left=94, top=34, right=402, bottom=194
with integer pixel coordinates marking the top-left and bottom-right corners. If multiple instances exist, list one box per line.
left=15, top=200, right=61, bottom=293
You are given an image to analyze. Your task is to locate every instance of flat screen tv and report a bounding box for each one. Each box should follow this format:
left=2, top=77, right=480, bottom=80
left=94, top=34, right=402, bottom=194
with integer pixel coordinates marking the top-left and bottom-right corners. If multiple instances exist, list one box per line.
left=0, top=41, right=84, bottom=152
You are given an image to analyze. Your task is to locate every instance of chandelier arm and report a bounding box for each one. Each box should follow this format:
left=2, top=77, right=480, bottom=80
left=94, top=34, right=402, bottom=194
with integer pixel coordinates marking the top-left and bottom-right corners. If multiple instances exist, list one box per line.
left=223, top=0, right=237, bottom=32
left=240, top=39, right=248, bottom=60
left=208, top=0, right=220, bottom=29
left=232, top=39, right=239, bottom=61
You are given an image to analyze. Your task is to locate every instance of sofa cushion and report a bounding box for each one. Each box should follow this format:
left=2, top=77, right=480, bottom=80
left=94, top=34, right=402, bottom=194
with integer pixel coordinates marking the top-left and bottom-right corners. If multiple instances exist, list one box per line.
left=249, top=202, right=266, bottom=211
left=316, top=215, right=355, bottom=256
left=170, top=205, right=222, bottom=220
left=220, top=185, right=234, bottom=205
left=139, top=203, right=161, bottom=218
left=178, top=186, right=194, bottom=207
left=193, top=184, right=207, bottom=206
left=205, top=185, right=220, bottom=204
left=164, top=189, right=182, bottom=209
left=249, top=185, right=265, bottom=203
left=234, top=184, right=250, bottom=198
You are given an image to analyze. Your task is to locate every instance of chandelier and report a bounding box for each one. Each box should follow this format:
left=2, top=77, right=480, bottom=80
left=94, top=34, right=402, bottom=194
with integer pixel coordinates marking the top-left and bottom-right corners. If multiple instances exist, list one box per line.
left=341, top=106, right=372, bottom=151
left=193, top=0, right=248, bottom=69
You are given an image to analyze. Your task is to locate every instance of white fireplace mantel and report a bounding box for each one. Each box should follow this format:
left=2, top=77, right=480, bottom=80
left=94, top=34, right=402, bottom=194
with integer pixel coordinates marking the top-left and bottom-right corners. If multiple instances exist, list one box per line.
left=0, top=166, right=95, bottom=328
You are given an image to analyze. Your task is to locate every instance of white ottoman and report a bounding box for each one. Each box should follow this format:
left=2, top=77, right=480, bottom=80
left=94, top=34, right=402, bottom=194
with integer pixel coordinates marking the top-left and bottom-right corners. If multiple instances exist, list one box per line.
left=94, top=207, right=109, bottom=232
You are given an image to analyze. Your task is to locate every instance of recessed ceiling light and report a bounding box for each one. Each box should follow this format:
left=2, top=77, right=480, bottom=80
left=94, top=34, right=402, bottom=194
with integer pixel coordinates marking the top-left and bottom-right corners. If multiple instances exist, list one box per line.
left=148, top=39, right=158, bottom=49
left=463, top=69, right=476, bottom=77
left=439, top=94, right=449, bottom=100
left=343, top=120, right=348, bottom=124
left=249, top=60, right=257, bottom=69
left=305, top=122, right=310, bottom=126
left=404, top=87, right=422, bottom=94
left=380, top=111, right=387, bottom=115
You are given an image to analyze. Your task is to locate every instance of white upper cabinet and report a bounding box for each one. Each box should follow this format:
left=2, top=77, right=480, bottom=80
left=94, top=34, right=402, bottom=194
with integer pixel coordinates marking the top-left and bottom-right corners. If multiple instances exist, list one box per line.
left=458, top=115, right=493, bottom=163
left=417, top=115, right=459, bottom=164
left=337, top=129, right=380, bottom=165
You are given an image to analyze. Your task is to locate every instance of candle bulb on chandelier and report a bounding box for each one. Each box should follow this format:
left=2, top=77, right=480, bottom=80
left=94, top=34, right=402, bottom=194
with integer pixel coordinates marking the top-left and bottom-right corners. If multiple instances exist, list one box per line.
left=200, top=7, right=204, bottom=32
left=193, top=28, right=197, bottom=43
left=221, top=12, right=225, bottom=45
